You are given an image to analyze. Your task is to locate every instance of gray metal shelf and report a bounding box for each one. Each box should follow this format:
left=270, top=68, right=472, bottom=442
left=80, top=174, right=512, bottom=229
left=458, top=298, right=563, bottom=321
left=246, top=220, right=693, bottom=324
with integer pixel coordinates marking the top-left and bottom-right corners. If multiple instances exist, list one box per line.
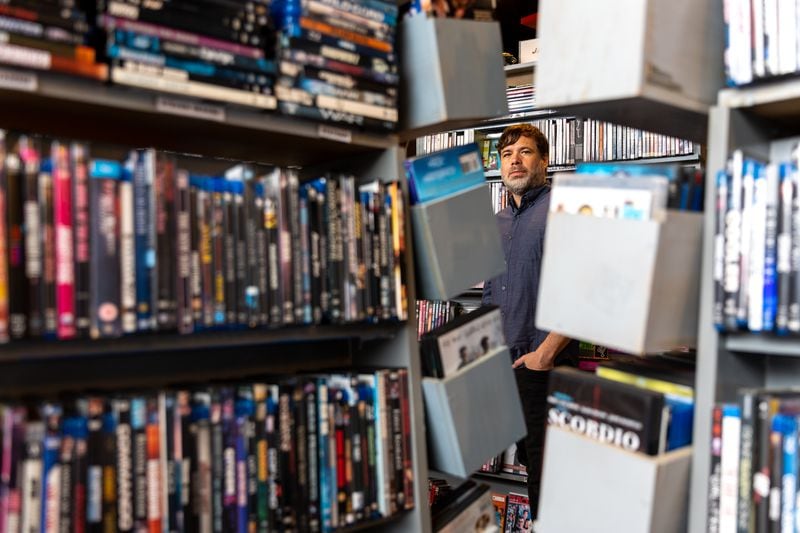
left=0, top=323, right=404, bottom=362
left=716, top=77, right=800, bottom=131
left=718, top=77, right=800, bottom=108
left=724, top=334, right=800, bottom=357
left=473, top=470, right=527, bottom=485
left=0, top=68, right=396, bottom=165
left=483, top=154, right=698, bottom=181
left=504, top=62, right=536, bottom=75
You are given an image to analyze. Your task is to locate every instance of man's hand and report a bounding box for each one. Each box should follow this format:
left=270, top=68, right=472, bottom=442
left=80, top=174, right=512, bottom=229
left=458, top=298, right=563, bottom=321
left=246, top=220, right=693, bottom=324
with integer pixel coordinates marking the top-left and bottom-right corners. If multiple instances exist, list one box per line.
left=511, top=332, right=572, bottom=371
left=512, top=348, right=556, bottom=371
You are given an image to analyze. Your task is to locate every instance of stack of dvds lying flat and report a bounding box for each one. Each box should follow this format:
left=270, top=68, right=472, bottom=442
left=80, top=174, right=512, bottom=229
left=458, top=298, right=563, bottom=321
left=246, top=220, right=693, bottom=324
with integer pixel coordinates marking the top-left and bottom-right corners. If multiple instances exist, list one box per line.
left=98, top=0, right=277, bottom=110
left=506, top=84, right=535, bottom=115
left=271, top=0, right=399, bottom=131
left=0, top=1, right=107, bottom=80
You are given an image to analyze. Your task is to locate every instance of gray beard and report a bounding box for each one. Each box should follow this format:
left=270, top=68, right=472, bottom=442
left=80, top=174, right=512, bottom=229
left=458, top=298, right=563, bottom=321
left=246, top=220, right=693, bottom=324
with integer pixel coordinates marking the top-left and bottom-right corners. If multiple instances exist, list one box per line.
left=502, top=173, right=545, bottom=196
left=503, top=180, right=530, bottom=196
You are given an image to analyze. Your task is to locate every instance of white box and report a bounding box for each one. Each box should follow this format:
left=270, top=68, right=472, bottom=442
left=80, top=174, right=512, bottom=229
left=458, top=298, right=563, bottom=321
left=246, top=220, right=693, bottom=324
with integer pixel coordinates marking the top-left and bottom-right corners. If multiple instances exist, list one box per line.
left=399, top=16, right=509, bottom=138
left=535, top=0, right=724, bottom=142
left=422, top=346, right=526, bottom=478
left=518, top=38, right=539, bottom=64
left=411, top=183, right=505, bottom=301
left=536, top=211, right=703, bottom=354
left=538, top=426, right=691, bottom=533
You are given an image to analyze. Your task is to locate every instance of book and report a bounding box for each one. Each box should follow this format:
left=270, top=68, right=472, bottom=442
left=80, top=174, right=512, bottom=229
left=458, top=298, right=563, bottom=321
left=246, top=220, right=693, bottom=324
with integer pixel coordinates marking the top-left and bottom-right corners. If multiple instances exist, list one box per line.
left=6, top=148, right=26, bottom=340
left=594, top=363, right=695, bottom=451
left=503, top=492, right=530, bottom=533
left=707, top=405, right=723, bottom=533
left=491, top=492, right=507, bottom=531
left=547, top=367, right=669, bottom=456
left=719, top=404, right=741, bottom=533
left=550, top=171, right=667, bottom=222
left=713, top=169, right=728, bottom=331
left=52, top=141, right=76, bottom=340
left=404, top=143, right=486, bottom=205
left=419, top=305, right=504, bottom=378
left=89, top=159, right=122, bottom=339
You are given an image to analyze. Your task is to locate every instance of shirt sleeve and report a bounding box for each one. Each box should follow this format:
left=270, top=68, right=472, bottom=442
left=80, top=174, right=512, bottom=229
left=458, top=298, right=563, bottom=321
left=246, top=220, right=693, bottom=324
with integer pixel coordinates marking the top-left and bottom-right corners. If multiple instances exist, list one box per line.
left=481, top=278, right=492, bottom=306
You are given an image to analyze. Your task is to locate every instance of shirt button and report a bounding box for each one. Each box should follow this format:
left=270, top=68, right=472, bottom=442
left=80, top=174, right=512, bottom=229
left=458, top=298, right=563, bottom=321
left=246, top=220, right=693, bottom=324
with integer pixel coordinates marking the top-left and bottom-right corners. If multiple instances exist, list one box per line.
left=502, top=286, right=506, bottom=291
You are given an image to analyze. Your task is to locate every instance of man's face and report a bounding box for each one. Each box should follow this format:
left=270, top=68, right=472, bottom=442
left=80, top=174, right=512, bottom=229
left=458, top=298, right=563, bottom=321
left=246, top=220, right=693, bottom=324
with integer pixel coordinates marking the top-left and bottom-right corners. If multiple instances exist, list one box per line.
left=499, top=135, right=548, bottom=196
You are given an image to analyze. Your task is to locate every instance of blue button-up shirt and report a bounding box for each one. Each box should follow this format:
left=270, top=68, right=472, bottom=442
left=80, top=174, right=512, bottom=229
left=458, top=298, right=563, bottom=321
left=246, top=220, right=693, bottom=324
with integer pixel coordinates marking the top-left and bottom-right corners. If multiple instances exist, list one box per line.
left=482, top=184, right=577, bottom=363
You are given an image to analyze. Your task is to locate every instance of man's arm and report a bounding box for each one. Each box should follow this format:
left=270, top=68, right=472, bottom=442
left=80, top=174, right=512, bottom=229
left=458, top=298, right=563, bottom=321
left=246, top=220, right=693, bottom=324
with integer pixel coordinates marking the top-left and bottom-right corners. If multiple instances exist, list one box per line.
left=511, top=332, right=571, bottom=371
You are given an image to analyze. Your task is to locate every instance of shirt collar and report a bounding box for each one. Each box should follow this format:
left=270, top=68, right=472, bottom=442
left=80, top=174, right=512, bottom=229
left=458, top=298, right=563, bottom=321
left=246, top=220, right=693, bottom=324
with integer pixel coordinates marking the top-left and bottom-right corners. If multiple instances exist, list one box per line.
left=509, top=183, right=550, bottom=214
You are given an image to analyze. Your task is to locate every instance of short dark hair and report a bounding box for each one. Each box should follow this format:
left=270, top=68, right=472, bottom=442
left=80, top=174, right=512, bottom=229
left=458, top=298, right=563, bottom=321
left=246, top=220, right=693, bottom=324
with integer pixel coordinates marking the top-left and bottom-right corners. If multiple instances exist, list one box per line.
left=496, top=123, right=549, bottom=159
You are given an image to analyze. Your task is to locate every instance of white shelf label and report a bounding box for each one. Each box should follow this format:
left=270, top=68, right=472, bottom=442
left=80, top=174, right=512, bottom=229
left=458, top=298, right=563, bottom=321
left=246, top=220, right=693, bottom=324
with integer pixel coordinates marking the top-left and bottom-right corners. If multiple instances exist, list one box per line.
left=317, top=124, right=352, bottom=144
left=0, top=67, right=37, bottom=92
left=155, top=96, right=226, bottom=123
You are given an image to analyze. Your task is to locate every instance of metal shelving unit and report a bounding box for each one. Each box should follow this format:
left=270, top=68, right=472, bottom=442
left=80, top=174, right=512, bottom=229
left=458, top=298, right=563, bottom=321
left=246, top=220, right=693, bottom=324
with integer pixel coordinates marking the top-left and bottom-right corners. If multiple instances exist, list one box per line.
left=688, top=79, right=800, bottom=533
left=0, top=64, right=433, bottom=533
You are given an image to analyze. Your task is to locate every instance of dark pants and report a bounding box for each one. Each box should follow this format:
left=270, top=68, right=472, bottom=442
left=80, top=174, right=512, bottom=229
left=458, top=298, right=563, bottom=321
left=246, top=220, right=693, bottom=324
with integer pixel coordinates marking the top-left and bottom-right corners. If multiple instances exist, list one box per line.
left=513, top=366, right=550, bottom=519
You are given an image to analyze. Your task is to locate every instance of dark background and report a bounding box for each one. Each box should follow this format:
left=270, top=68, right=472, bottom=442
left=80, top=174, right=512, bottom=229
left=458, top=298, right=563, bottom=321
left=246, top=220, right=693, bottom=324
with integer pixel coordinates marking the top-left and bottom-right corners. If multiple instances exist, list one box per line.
left=494, top=0, right=537, bottom=58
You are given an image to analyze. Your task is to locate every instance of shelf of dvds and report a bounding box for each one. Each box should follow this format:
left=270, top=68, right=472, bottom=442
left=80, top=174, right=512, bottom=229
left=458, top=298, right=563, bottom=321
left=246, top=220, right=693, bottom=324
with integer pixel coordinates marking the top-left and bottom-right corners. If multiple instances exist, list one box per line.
left=0, top=68, right=397, bottom=165
left=688, top=72, right=800, bottom=533
left=483, top=152, right=702, bottom=181
left=0, top=3, right=457, bottom=532
left=0, top=75, right=434, bottom=533
left=504, top=61, right=535, bottom=88
left=484, top=165, right=578, bottom=179
left=471, top=109, right=558, bottom=131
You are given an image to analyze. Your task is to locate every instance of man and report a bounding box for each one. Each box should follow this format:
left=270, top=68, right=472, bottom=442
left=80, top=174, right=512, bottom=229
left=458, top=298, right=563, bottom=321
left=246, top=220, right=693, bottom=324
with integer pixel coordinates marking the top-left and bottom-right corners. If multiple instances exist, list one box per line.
left=457, top=346, right=470, bottom=370
left=482, top=123, right=577, bottom=518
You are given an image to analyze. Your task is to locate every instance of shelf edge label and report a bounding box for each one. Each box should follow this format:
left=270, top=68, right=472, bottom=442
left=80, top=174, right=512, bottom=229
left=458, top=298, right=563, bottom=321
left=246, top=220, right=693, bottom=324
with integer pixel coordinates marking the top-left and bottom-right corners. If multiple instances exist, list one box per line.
left=0, top=67, right=37, bottom=92
left=317, top=124, right=352, bottom=144
left=155, top=96, right=226, bottom=123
